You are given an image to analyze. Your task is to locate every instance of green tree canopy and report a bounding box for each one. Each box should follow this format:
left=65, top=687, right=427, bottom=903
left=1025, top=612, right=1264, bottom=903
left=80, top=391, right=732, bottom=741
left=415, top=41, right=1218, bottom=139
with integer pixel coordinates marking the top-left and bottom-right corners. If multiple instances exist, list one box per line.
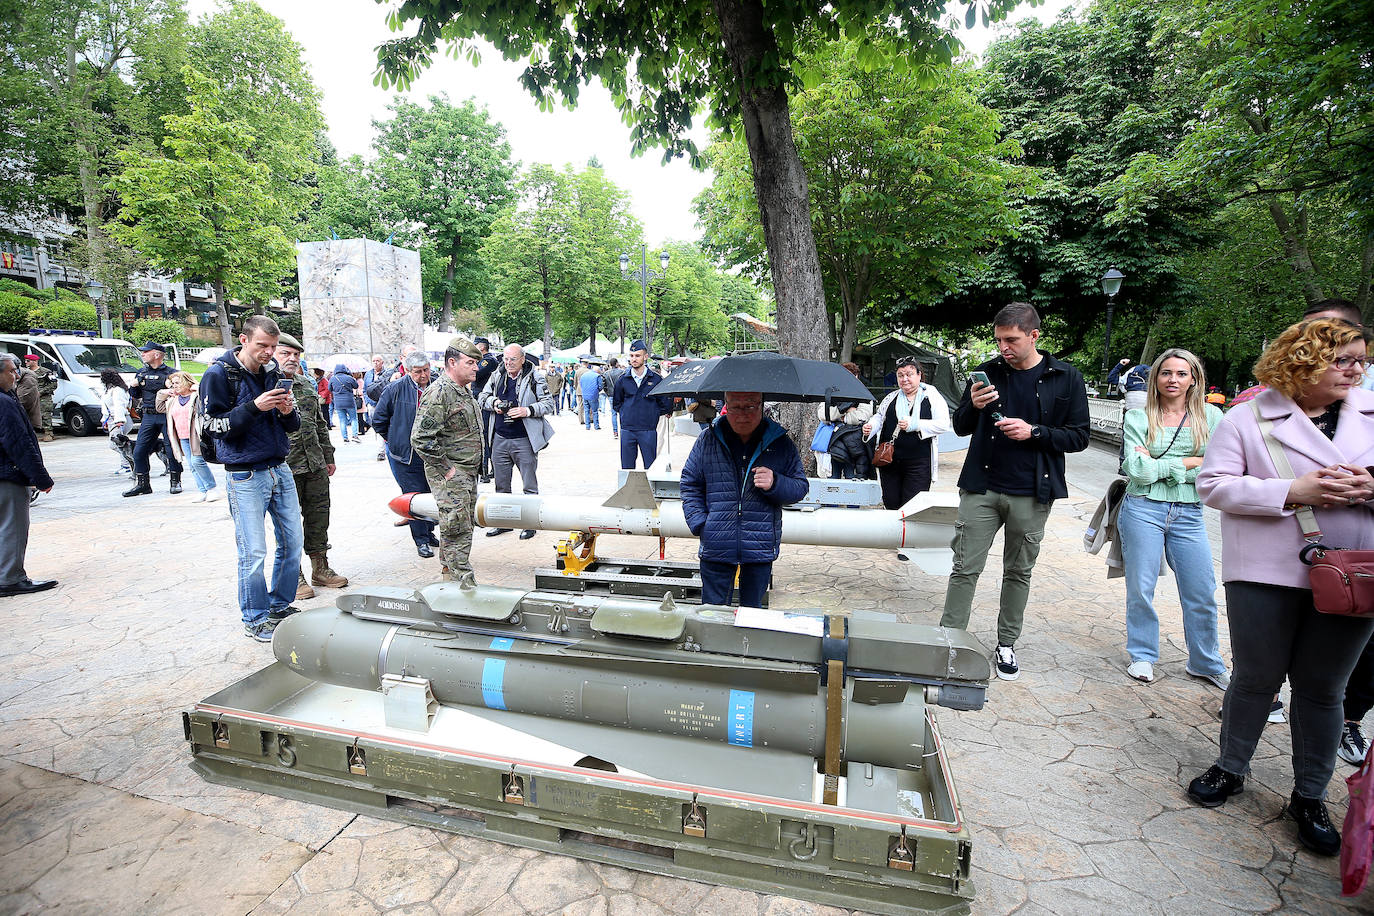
left=698, top=37, right=1029, bottom=361
left=110, top=68, right=297, bottom=345
left=371, top=95, right=517, bottom=331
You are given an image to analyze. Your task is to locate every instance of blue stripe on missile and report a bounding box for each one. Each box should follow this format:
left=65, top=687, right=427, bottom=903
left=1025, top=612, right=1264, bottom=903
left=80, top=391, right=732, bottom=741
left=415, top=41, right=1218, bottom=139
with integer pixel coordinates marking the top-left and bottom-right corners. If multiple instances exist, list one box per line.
left=481, top=639, right=514, bottom=709
left=482, top=659, right=508, bottom=709
left=728, top=690, right=755, bottom=747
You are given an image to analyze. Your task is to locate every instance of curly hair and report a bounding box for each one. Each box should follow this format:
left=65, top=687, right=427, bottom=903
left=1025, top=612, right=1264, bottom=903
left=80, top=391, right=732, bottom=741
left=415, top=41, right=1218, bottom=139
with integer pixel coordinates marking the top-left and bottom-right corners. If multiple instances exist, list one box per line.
left=1253, top=318, right=1369, bottom=399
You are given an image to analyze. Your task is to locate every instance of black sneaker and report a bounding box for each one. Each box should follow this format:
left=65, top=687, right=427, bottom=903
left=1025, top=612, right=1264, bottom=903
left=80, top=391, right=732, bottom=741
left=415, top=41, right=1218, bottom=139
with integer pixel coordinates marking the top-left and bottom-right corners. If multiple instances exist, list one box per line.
left=1287, top=792, right=1340, bottom=856
left=268, top=605, right=300, bottom=622
left=1187, top=764, right=1245, bottom=807
left=994, top=645, right=1019, bottom=681
left=244, top=618, right=278, bottom=642
left=1338, top=721, right=1368, bottom=765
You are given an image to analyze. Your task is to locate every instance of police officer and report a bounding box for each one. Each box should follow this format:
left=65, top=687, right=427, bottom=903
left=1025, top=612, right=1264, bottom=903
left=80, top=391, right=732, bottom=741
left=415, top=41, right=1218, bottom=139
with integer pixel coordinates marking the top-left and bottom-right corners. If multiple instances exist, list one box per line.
left=472, top=337, right=500, bottom=483
left=412, top=337, right=483, bottom=582
left=275, top=333, right=348, bottom=601
left=123, top=341, right=184, bottom=496
left=23, top=355, right=57, bottom=442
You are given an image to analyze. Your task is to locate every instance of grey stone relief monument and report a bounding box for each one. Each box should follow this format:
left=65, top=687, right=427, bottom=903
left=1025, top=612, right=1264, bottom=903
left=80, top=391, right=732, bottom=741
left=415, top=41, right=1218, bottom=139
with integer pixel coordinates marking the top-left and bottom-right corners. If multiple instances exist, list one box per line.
left=296, top=239, right=423, bottom=361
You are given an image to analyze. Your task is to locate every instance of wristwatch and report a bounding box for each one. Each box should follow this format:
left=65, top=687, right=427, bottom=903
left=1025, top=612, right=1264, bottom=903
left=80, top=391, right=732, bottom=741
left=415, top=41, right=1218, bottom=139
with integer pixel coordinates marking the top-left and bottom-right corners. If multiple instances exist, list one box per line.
left=1031, top=425, right=1043, bottom=440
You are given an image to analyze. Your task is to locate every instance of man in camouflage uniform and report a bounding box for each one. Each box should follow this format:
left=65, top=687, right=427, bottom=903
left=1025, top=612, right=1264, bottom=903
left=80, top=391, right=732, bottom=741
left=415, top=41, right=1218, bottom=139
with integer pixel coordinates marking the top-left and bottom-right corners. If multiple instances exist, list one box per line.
left=275, top=334, right=348, bottom=600
left=23, top=355, right=57, bottom=442
left=412, top=336, right=483, bottom=581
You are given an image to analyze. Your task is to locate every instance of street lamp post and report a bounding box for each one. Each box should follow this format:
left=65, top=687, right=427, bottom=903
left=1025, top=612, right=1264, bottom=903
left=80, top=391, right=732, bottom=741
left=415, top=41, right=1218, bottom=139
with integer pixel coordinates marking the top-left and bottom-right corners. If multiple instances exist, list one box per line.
left=1100, top=267, right=1125, bottom=376
left=84, top=278, right=109, bottom=337
left=619, top=246, right=670, bottom=350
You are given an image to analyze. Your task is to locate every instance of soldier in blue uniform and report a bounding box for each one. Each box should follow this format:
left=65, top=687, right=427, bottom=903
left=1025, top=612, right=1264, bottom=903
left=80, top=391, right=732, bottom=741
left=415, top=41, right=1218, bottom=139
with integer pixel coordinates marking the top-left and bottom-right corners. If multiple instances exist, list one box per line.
left=123, top=342, right=184, bottom=497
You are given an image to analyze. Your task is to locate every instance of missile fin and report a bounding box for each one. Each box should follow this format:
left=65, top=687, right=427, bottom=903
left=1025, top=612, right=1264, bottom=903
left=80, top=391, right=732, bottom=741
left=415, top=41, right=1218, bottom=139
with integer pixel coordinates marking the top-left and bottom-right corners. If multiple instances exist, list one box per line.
left=603, top=471, right=657, bottom=510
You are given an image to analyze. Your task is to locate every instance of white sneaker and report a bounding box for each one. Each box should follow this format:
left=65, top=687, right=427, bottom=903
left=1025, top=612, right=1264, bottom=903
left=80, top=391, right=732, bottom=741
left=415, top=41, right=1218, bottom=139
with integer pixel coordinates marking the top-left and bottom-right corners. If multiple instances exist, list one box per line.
left=192, top=493, right=207, bottom=503
left=204, top=491, right=220, bottom=503
left=994, top=645, right=1020, bottom=680
left=1127, top=660, right=1155, bottom=683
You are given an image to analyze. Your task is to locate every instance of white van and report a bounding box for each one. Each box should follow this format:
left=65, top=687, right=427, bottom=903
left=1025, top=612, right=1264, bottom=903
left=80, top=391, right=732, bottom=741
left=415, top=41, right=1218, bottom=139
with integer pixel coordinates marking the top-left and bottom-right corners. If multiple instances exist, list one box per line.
left=0, top=331, right=179, bottom=435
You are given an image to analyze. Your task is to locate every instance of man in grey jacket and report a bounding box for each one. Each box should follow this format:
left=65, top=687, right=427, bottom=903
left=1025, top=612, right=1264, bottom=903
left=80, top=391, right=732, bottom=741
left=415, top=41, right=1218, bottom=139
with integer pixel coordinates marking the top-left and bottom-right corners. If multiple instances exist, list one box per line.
left=479, top=343, right=555, bottom=539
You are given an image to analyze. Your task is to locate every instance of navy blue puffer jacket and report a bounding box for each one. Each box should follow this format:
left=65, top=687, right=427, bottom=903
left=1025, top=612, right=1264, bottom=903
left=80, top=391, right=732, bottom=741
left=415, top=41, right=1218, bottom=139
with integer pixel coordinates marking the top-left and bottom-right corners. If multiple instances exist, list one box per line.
left=681, top=417, right=808, bottom=564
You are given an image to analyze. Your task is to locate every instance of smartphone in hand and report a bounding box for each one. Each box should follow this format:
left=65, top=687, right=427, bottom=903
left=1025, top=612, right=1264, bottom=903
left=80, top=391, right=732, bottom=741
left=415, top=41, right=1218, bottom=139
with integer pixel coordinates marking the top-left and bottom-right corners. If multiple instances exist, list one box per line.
left=276, top=379, right=293, bottom=391
left=970, top=371, right=992, bottom=388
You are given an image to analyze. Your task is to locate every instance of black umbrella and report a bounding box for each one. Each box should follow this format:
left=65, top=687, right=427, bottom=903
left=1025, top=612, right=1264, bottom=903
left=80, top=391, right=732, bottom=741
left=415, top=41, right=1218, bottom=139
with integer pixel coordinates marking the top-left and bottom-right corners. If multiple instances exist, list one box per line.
left=654, top=351, right=872, bottom=403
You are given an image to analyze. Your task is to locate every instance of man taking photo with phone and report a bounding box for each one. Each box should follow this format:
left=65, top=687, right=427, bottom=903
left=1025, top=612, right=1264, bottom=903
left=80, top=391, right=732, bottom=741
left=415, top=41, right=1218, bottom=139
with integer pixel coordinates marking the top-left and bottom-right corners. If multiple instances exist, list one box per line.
left=940, top=303, right=1090, bottom=680
left=201, top=315, right=304, bottom=643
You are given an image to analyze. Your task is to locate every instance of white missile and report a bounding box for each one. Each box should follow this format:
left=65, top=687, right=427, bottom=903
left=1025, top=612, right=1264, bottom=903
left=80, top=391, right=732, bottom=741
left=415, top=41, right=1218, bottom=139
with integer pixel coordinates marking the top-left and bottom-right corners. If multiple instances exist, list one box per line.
left=388, top=487, right=958, bottom=573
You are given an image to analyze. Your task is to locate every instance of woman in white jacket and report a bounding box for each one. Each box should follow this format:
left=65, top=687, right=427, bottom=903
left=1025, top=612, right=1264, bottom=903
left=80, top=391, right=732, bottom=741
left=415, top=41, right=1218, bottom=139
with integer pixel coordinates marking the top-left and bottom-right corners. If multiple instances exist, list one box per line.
left=862, top=356, right=951, bottom=509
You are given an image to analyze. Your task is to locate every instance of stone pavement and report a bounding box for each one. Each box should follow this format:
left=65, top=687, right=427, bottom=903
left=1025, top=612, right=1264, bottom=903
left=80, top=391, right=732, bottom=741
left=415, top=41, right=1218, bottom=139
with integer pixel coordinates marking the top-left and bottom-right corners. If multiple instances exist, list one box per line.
left=2, top=408, right=1370, bottom=915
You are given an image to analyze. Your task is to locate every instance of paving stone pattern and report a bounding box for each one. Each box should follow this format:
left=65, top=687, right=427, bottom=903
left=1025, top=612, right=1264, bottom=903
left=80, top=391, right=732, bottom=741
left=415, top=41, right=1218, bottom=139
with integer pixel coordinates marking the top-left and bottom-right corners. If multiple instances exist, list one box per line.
left=1, top=414, right=1369, bottom=914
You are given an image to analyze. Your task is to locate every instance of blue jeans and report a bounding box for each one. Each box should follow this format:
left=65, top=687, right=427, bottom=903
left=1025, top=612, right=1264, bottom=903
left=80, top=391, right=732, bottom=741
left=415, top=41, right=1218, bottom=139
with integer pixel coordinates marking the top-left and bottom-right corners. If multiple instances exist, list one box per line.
left=334, top=404, right=356, bottom=440
left=1117, top=494, right=1225, bottom=675
left=611, top=406, right=620, bottom=435
left=179, top=438, right=217, bottom=494
left=226, top=464, right=303, bottom=625
left=583, top=392, right=600, bottom=429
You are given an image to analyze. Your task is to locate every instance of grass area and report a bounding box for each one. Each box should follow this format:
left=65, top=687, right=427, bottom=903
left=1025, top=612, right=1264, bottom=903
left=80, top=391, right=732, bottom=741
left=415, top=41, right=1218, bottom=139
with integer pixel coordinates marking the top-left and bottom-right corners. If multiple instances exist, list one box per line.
left=178, top=359, right=209, bottom=379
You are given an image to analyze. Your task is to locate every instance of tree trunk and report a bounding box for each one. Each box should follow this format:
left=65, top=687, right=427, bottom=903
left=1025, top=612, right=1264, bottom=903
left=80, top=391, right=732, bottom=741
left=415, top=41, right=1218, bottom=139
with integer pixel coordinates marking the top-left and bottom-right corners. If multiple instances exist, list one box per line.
left=588, top=318, right=599, bottom=355
left=1357, top=231, right=1373, bottom=321
left=713, top=0, right=828, bottom=466
left=441, top=255, right=456, bottom=331
left=1266, top=199, right=1326, bottom=306
left=618, top=317, right=628, bottom=354
left=214, top=279, right=233, bottom=346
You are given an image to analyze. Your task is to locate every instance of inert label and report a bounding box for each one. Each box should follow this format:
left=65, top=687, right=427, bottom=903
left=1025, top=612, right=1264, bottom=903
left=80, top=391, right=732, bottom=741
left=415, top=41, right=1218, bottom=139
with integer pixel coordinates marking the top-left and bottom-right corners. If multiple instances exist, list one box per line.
left=728, top=690, right=755, bottom=747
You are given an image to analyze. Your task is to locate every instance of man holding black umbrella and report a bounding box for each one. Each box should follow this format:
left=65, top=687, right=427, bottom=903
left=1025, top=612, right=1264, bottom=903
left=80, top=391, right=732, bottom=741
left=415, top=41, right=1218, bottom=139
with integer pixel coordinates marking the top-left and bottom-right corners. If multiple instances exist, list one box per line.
left=680, top=391, right=808, bottom=607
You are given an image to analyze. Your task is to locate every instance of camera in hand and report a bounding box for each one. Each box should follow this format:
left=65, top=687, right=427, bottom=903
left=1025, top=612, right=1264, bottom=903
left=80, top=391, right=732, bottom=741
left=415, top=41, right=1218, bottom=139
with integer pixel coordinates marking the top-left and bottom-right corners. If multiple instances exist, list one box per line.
left=493, top=398, right=517, bottom=423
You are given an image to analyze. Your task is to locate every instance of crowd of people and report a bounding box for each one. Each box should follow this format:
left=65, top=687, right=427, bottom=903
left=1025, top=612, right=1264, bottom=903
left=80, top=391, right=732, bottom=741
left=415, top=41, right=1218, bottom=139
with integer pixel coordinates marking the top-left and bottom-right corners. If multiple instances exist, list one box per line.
left=3, top=294, right=1373, bottom=867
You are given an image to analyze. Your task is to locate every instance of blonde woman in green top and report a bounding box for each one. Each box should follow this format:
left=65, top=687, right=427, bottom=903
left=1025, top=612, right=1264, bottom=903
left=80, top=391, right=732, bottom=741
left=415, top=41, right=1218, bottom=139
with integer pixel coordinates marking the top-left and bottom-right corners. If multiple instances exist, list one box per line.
left=1118, top=348, right=1228, bottom=687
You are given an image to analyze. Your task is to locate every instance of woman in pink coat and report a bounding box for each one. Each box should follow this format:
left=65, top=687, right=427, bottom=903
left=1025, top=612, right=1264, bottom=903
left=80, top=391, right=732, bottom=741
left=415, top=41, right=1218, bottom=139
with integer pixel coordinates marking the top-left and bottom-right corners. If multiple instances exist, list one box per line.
left=1187, top=318, right=1374, bottom=857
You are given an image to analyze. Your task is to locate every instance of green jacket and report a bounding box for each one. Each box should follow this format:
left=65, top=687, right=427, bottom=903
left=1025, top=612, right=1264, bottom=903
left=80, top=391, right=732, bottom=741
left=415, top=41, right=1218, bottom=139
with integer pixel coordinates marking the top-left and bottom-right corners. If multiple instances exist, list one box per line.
left=286, top=372, right=334, bottom=474
left=411, top=375, right=482, bottom=476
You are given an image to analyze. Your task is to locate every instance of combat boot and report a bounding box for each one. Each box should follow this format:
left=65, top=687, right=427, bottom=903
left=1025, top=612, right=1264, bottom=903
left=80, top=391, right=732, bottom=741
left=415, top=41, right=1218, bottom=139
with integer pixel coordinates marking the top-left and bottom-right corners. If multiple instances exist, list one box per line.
left=122, top=473, right=152, bottom=497
left=310, top=553, right=348, bottom=588
left=295, top=571, right=316, bottom=601
left=169, top=472, right=183, bottom=494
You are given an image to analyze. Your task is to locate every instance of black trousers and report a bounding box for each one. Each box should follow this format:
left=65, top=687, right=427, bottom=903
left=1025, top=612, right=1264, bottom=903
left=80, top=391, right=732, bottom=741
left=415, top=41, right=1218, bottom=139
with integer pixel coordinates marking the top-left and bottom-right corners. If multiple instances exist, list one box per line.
left=1345, top=631, right=1374, bottom=722
left=878, top=459, right=931, bottom=510
left=132, top=415, right=182, bottom=476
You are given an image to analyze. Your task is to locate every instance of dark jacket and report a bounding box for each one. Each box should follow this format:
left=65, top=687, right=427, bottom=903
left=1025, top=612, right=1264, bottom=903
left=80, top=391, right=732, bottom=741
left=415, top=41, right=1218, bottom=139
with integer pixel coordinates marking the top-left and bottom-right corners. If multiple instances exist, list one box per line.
left=1108, top=361, right=1149, bottom=392
left=129, top=362, right=177, bottom=414
left=200, top=351, right=300, bottom=470
left=611, top=366, right=673, bottom=430
left=0, top=390, right=52, bottom=489
left=328, top=365, right=358, bottom=401
left=372, top=375, right=424, bottom=464
left=680, top=417, right=808, bottom=564
left=953, top=351, right=1090, bottom=503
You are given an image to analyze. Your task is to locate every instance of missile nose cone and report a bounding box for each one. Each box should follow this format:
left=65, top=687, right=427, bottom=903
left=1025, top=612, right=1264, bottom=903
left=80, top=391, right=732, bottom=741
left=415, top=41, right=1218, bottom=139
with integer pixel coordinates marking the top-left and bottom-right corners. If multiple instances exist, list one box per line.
left=389, top=493, right=416, bottom=519
left=271, top=610, right=316, bottom=671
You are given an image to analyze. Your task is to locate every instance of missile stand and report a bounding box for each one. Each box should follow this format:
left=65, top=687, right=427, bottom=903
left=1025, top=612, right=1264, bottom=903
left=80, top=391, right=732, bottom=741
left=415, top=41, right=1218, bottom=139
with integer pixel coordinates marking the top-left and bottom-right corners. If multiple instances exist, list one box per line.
left=185, top=583, right=989, bottom=915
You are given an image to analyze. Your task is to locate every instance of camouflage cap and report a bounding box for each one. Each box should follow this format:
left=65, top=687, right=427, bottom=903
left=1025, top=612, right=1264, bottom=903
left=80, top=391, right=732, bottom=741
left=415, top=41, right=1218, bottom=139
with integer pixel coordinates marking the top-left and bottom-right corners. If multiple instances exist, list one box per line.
left=275, top=332, right=305, bottom=352
left=449, top=336, right=481, bottom=359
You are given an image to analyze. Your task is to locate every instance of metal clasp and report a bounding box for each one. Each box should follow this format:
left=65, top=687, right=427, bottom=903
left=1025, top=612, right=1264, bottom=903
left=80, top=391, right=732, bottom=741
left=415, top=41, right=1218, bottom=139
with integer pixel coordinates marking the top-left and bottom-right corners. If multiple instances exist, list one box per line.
left=682, top=793, right=706, bottom=837
left=347, top=741, right=366, bottom=775
left=503, top=764, right=525, bottom=804
left=889, top=826, right=915, bottom=871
